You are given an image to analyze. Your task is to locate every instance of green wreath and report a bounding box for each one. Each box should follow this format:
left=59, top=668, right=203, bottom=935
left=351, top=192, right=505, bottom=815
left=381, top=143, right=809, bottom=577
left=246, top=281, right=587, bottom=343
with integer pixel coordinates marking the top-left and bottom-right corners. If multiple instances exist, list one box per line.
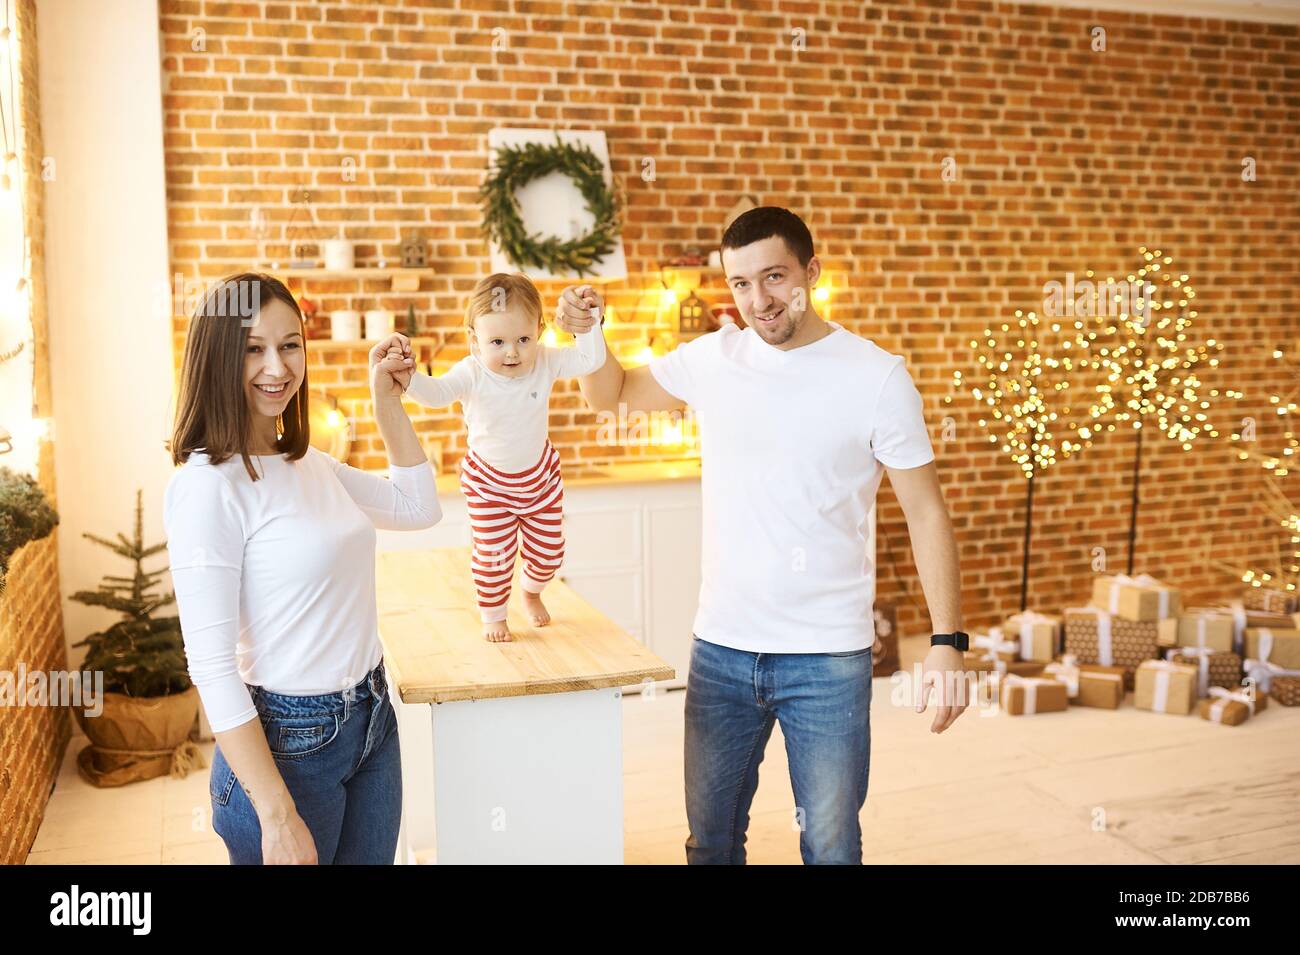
left=479, top=136, right=622, bottom=277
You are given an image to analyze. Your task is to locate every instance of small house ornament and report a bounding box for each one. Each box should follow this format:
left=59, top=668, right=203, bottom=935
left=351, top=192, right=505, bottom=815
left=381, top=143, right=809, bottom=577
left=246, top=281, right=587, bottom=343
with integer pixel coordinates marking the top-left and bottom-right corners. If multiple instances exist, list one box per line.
left=400, top=233, right=427, bottom=268
left=677, top=291, right=714, bottom=340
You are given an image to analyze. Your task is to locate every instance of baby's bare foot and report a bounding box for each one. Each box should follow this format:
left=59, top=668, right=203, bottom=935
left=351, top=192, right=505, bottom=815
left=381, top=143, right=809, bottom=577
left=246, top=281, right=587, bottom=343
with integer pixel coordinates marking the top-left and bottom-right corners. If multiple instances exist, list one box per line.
left=483, top=619, right=512, bottom=642
left=522, top=590, right=551, bottom=627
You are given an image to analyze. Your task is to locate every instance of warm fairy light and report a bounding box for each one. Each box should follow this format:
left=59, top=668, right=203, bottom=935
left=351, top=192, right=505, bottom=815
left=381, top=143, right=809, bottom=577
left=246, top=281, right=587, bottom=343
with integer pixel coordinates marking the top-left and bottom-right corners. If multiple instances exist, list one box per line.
left=1073, top=249, right=1239, bottom=453
left=952, top=306, right=1109, bottom=478
left=541, top=327, right=558, bottom=347
left=1227, top=329, right=1300, bottom=594
left=814, top=285, right=830, bottom=304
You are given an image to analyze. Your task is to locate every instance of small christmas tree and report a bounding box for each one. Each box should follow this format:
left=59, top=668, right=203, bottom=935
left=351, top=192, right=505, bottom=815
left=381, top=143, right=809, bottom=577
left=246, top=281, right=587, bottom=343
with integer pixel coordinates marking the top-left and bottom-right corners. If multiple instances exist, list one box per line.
left=71, top=490, right=191, bottom=698
left=0, top=464, right=60, bottom=594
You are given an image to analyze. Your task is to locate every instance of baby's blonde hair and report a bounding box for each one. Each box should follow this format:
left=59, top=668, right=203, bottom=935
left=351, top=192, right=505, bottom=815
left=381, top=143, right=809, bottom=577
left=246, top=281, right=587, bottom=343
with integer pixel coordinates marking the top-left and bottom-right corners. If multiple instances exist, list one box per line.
left=465, top=272, right=544, bottom=334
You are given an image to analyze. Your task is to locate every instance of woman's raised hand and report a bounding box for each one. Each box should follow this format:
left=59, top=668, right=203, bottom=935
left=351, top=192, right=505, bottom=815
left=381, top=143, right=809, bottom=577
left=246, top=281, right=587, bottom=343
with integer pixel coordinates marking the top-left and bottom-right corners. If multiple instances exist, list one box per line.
left=368, top=333, right=414, bottom=399
left=553, top=284, right=603, bottom=335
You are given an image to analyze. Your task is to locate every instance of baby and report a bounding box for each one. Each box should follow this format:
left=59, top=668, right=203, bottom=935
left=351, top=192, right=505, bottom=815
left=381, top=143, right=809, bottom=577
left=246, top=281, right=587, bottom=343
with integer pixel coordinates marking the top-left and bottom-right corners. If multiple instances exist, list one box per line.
left=388, top=273, right=606, bottom=642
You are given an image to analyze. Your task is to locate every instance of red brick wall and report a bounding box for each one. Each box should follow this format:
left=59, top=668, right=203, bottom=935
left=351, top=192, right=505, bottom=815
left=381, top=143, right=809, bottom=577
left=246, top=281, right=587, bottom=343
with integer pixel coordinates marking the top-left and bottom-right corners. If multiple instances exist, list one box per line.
left=0, top=0, right=69, bottom=866
left=157, top=0, right=1300, bottom=636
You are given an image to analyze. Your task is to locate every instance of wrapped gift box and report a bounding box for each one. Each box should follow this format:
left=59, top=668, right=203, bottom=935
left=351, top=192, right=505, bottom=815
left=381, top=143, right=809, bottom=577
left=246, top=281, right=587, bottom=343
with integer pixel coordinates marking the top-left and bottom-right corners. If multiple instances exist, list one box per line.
left=1091, top=573, right=1181, bottom=621
left=970, top=628, right=1019, bottom=663
left=1243, top=656, right=1300, bottom=694
left=963, top=655, right=1045, bottom=683
left=1077, top=663, right=1127, bottom=709
left=1134, top=659, right=1198, bottom=715
left=871, top=601, right=899, bottom=676
left=1242, top=586, right=1299, bottom=615
left=1271, top=675, right=1300, bottom=706
left=1209, top=601, right=1294, bottom=655
left=1197, top=686, right=1267, bottom=725
left=1043, top=654, right=1081, bottom=698
left=1171, top=610, right=1235, bottom=653
left=1000, top=675, right=1069, bottom=715
left=1004, top=611, right=1063, bottom=663
left=1166, top=648, right=1242, bottom=698
left=1003, top=660, right=1047, bottom=678
left=1157, top=618, right=1179, bottom=648
left=1243, top=628, right=1300, bottom=670
left=1064, top=607, right=1159, bottom=690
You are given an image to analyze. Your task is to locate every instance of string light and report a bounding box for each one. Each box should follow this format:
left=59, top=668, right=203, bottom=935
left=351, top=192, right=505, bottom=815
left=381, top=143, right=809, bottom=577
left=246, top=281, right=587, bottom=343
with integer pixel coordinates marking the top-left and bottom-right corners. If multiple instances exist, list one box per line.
left=951, top=307, right=1109, bottom=478
left=0, top=0, right=36, bottom=475
left=1227, top=331, right=1300, bottom=593
left=1072, top=250, right=1240, bottom=454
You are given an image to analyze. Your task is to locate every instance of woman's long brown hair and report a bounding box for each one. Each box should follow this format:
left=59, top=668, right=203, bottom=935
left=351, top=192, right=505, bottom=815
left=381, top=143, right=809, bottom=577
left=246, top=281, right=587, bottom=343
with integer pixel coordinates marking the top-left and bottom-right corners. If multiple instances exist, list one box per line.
left=170, top=272, right=310, bottom=481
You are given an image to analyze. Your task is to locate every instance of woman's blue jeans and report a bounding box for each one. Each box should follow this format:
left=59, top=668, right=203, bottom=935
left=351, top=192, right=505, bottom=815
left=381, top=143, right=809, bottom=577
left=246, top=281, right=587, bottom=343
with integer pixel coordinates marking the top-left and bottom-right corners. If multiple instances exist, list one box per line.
left=209, top=659, right=402, bottom=865
left=684, top=635, right=873, bottom=865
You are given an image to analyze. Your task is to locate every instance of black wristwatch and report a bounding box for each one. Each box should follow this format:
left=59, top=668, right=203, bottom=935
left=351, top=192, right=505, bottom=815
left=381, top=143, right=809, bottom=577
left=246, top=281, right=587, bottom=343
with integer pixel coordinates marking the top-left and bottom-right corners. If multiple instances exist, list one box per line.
left=931, top=631, right=970, bottom=651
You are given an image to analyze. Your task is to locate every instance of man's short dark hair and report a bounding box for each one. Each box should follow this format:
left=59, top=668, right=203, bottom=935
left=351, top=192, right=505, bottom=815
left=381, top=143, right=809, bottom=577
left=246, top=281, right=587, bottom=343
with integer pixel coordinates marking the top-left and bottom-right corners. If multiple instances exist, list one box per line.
left=720, top=207, right=815, bottom=267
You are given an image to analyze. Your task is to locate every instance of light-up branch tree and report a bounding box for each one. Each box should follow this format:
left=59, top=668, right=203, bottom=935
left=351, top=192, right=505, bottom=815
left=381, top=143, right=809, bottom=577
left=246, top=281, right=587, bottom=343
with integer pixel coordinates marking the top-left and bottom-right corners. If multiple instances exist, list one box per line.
left=949, top=307, right=1110, bottom=612
left=1072, top=248, right=1240, bottom=576
left=1221, top=343, right=1299, bottom=597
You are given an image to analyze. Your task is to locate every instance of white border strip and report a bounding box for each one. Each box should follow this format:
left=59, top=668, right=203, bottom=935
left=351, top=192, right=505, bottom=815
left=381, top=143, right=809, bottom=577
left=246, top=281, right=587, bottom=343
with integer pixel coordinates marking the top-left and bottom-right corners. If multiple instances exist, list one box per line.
left=1013, top=0, right=1300, bottom=25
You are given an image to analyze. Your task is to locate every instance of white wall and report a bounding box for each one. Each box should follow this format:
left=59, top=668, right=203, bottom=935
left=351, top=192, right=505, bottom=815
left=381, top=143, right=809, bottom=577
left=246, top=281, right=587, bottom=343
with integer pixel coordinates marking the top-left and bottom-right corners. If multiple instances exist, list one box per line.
left=38, top=0, right=174, bottom=657
left=1014, top=0, right=1300, bottom=24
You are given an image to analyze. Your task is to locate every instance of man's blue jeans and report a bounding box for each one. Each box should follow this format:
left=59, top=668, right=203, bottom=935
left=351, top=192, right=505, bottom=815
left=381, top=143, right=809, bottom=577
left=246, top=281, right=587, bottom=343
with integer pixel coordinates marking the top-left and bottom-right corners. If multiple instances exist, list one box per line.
left=209, top=659, right=402, bottom=865
left=684, top=635, right=873, bottom=865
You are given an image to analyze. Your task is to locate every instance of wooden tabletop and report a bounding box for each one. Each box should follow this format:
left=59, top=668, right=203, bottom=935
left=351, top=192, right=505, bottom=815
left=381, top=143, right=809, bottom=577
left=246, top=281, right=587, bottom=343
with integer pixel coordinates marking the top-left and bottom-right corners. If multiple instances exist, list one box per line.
left=376, top=547, right=676, bottom=704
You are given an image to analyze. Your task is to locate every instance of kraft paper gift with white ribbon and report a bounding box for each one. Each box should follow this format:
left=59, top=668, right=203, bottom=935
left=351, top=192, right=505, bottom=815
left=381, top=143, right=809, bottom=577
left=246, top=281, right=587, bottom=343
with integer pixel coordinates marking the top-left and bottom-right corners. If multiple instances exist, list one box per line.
left=1202, top=686, right=1260, bottom=724
left=1008, top=610, right=1060, bottom=662
left=1095, top=573, right=1178, bottom=620
left=1132, top=573, right=1177, bottom=617
left=1242, top=657, right=1300, bottom=694
left=1175, top=610, right=1234, bottom=653
left=1136, top=659, right=1195, bottom=715
left=972, top=627, right=1019, bottom=662
left=1166, top=646, right=1212, bottom=698
left=1001, top=675, right=1067, bottom=715
left=1043, top=653, right=1079, bottom=698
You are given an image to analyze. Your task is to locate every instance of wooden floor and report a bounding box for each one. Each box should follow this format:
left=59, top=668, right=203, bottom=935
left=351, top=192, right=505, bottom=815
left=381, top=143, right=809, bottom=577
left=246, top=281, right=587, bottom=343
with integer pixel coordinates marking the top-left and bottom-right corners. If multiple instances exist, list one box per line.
left=27, top=636, right=1300, bottom=864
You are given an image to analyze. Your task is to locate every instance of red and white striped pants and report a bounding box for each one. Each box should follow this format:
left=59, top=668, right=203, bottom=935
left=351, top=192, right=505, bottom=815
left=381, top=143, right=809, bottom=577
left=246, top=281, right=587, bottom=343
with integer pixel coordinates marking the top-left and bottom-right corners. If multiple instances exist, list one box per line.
left=459, top=441, right=565, bottom=623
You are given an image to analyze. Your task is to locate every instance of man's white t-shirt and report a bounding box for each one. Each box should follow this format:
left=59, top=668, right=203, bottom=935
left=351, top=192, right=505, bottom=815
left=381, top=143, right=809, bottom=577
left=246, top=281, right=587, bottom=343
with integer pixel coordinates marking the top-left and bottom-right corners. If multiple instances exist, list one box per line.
left=648, top=320, right=934, bottom=654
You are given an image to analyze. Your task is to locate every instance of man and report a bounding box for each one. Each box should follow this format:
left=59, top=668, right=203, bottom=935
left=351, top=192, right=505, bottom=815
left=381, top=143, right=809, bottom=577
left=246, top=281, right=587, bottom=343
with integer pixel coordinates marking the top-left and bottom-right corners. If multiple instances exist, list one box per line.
left=553, top=207, right=968, bottom=864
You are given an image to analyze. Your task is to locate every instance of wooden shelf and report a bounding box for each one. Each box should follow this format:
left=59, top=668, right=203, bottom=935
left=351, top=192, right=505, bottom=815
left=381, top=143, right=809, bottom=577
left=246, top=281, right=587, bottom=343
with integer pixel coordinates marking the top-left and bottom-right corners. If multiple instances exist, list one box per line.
left=272, top=266, right=432, bottom=291
left=307, top=335, right=447, bottom=352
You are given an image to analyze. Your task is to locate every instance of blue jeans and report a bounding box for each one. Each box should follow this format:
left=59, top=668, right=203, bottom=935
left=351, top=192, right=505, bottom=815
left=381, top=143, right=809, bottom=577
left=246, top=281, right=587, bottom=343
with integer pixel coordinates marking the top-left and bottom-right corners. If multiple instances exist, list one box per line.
left=209, top=659, right=402, bottom=865
left=684, top=635, right=873, bottom=865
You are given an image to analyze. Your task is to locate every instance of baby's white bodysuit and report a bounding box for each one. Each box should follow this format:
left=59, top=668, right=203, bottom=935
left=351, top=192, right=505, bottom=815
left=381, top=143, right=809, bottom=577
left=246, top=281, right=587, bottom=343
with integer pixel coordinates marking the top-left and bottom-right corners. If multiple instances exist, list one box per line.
left=404, top=329, right=606, bottom=473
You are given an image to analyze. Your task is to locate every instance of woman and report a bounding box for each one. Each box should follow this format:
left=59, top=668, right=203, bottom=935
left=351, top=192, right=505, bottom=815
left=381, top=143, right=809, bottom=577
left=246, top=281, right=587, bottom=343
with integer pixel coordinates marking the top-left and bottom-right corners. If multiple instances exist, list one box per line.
left=164, top=272, right=435, bottom=864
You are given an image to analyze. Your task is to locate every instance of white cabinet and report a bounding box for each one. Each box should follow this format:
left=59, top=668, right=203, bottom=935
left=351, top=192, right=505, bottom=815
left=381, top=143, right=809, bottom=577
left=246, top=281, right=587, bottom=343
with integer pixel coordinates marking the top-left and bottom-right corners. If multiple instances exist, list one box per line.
left=644, top=504, right=702, bottom=687
left=377, top=474, right=701, bottom=690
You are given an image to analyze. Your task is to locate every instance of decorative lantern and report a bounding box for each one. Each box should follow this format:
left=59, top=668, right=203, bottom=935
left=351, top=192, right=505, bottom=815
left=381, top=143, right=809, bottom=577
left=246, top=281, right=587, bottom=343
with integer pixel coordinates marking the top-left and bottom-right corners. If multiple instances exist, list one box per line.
left=677, top=290, right=714, bottom=340
left=400, top=233, right=427, bottom=268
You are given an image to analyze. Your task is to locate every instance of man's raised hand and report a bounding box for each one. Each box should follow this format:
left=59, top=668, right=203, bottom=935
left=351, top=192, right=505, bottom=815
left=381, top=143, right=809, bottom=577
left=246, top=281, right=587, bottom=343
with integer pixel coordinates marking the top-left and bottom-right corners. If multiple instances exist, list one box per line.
left=553, top=284, right=602, bottom=335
